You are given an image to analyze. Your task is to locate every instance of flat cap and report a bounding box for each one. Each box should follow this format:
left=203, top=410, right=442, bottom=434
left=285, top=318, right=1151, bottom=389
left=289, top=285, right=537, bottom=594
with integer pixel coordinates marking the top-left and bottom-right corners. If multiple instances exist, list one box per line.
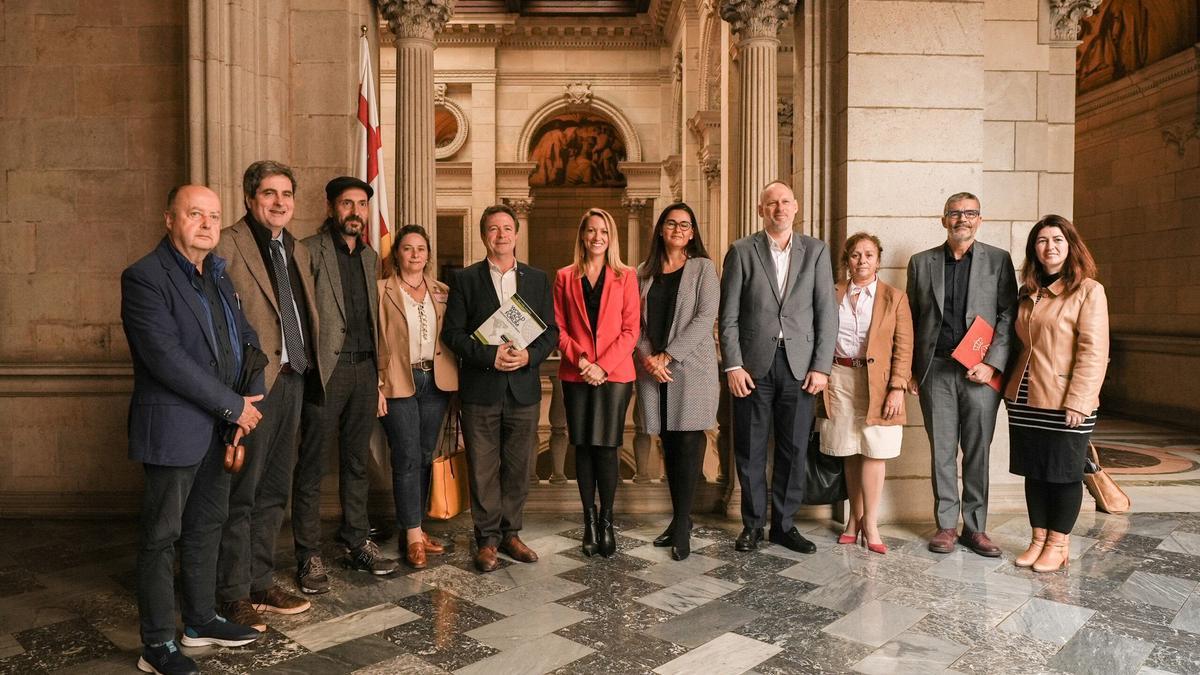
left=324, top=176, right=373, bottom=202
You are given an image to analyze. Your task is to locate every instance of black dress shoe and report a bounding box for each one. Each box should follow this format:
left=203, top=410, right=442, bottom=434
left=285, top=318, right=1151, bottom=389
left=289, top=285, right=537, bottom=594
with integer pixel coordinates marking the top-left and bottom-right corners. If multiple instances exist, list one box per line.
left=653, top=518, right=693, bottom=547
left=581, top=507, right=599, bottom=557
left=670, top=543, right=690, bottom=561
left=734, top=527, right=764, bottom=552
left=769, top=527, right=817, bottom=554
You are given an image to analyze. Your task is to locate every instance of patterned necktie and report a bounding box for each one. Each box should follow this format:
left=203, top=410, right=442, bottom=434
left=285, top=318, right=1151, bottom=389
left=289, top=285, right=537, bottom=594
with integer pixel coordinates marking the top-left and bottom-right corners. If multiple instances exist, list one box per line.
left=269, top=239, right=307, bottom=373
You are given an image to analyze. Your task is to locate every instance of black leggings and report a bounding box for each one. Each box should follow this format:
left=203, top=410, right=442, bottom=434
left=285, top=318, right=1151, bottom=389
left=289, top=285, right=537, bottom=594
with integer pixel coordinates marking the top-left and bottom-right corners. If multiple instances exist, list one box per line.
left=1025, top=478, right=1083, bottom=534
left=575, top=445, right=620, bottom=513
left=661, top=430, right=706, bottom=540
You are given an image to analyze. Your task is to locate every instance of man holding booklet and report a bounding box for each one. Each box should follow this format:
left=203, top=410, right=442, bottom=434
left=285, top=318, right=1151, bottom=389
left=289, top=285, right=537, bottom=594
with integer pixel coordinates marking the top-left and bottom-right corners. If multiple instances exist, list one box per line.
left=441, top=204, right=558, bottom=573
left=906, top=192, right=1017, bottom=557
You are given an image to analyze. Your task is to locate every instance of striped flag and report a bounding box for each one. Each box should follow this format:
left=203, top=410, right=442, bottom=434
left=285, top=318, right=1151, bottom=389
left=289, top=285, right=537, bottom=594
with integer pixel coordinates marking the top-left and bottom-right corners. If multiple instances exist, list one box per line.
left=356, top=32, right=391, bottom=257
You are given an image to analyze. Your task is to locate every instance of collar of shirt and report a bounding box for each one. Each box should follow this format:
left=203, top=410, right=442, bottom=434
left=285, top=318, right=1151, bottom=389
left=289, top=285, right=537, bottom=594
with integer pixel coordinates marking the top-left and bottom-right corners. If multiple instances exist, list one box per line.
left=767, top=233, right=792, bottom=254
left=942, top=241, right=975, bottom=262
left=487, top=258, right=517, bottom=276
left=167, top=241, right=215, bottom=280
left=330, top=228, right=361, bottom=257
left=848, top=278, right=877, bottom=300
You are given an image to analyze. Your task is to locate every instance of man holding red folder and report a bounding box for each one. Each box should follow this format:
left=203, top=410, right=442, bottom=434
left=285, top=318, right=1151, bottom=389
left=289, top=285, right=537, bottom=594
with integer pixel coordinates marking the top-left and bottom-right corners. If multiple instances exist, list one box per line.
left=906, top=192, right=1017, bottom=557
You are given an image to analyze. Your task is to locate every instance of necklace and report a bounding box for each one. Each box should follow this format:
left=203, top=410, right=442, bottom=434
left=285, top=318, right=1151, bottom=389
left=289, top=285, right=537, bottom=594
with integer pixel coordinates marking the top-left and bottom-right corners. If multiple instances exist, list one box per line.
left=401, top=275, right=425, bottom=290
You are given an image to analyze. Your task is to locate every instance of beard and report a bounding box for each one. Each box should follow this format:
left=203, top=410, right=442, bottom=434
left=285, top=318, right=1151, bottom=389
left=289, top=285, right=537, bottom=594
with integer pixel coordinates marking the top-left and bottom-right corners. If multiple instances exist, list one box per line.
left=328, top=215, right=365, bottom=238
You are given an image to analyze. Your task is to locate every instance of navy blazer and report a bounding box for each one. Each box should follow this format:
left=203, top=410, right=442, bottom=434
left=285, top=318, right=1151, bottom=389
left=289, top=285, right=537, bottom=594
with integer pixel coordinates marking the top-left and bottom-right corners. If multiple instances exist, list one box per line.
left=441, top=259, right=558, bottom=407
left=121, top=237, right=263, bottom=467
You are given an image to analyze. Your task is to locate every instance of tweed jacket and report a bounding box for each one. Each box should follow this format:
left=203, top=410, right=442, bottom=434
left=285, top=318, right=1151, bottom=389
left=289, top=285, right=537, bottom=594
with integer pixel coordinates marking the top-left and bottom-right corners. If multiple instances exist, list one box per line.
left=216, top=216, right=320, bottom=394
left=377, top=274, right=459, bottom=397
left=1003, top=277, right=1109, bottom=413
left=718, top=230, right=838, bottom=380
left=301, top=230, right=379, bottom=390
left=822, top=279, right=914, bottom=426
left=906, top=240, right=1017, bottom=386
left=634, top=257, right=720, bottom=434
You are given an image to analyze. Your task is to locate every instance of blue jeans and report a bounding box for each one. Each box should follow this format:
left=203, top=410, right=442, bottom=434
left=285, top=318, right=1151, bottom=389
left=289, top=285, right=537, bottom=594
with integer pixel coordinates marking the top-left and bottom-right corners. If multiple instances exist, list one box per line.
left=380, top=368, right=450, bottom=530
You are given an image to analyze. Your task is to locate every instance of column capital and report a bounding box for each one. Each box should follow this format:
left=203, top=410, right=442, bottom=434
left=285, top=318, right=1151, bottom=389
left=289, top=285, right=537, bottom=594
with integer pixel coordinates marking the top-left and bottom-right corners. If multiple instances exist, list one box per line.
left=377, top=0, right=455, bottom=40
left=621, top=196, right=649, bottom=213
left=718, top=0, right=797, bottom=41
left=701, top=156, right=720, bottom=187
left=1048, top=0, right=1102, bottom=41
left=778, top=97, right=794, bottom=135
left=503, top=197, right=534, bottom=215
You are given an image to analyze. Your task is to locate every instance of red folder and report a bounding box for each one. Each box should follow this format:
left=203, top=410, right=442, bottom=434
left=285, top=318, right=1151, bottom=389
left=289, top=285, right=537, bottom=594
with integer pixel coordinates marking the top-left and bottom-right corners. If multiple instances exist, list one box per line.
left=951, top=316, right=1002, bottom=392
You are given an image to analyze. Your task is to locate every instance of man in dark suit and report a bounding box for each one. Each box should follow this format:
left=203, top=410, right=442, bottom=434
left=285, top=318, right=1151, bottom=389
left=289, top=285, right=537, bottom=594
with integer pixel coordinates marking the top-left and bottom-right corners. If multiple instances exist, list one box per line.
left=441, top=204, right=559, bottom=572
left=293, top=177, right=397, bottom=594
left=121, top=185, right=263, bottom=675
left=215, top=161, right=320, bottom=630
left=906, top=191, right=1017, bottom=557
left=719, top=181, right=837, bottom=554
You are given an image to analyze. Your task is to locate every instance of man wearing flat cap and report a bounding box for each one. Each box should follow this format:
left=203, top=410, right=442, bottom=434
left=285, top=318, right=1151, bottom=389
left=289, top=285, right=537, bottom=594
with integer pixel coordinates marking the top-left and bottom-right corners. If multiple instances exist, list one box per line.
left=293, top=176, right=397, bottom=594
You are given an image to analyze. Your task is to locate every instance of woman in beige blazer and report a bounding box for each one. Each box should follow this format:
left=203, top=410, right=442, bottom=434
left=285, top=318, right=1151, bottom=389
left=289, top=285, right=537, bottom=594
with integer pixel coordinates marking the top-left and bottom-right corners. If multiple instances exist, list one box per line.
left=820, top=233, right=913, bottom=554
left=1005, top=214, right=1108, bottom=573
left=377, top=225, right=459, bottom=569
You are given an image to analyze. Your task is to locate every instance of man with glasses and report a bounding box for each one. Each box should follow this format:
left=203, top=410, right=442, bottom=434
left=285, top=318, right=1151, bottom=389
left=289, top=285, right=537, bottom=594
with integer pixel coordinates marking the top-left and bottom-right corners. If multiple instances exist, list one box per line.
left=906, top=192, right=1017, bottom=557
left=719, top=181, right=837, bottom=554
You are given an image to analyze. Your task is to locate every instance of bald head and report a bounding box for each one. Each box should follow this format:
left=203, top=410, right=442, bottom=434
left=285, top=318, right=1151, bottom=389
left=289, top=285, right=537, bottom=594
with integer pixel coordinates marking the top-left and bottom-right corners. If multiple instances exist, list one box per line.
left=164, top=185, right=222, bottom=268
left=757, top=181, right=798, bottom=235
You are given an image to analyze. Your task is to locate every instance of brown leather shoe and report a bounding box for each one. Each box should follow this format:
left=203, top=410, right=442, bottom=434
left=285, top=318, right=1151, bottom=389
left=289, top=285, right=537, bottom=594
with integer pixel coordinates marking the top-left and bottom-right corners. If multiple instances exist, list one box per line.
left=250, top=585, right=311, bottom=615
left=959, top=530, right=1002, bottom=558
left=422, top=531, right=445, bottom=555
left=221, top=599, right=266, bottom=632
left=500, top=535, right=539, bottom=563
left=406, top=540, right=427, bottom=569
left=475, top=545, right=500, bottom=573
left=928, top=528, right=958, bottom=554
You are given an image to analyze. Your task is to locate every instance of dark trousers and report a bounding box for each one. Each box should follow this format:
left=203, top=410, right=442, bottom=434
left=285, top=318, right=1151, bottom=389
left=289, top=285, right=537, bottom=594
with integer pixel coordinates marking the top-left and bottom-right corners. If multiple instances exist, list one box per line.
left=293, top=358, right=378, bottom=560
left=919, top=356, right=1001, bottom=532
left=461, top=390, right=538, bottom=548
left=380, top=368, right=450, bottom=530
left=661, top=430, right=706, bottom=540
left=732, top=346, right=814, bottom=531
left=218, top=369, right=303, bottom=602
left=138, top=433, right=229, bottom=645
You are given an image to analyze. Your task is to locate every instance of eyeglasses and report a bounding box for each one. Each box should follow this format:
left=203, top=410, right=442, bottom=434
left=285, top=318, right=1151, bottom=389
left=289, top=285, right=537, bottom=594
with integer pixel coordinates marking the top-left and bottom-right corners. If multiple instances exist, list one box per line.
left=663, top=220, right=693, bottom=231
left=944, top=210, right=980, bottom=220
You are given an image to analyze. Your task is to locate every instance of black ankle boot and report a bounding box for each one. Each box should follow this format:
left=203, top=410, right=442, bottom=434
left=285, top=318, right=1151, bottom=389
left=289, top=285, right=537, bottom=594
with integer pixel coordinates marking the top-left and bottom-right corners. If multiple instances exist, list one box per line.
left=598, top=509, right=616, bottom=557
left=671, top=534, right=690, bottom=561
left=581, top=507, right=599, bottom=557
left=653, top=517, right=692, bottom=547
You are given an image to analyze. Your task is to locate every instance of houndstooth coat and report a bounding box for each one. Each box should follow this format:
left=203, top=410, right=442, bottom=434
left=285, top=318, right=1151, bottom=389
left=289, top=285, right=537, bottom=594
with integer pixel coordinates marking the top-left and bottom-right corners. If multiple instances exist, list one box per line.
left=634, top=257, right=720, bottom=434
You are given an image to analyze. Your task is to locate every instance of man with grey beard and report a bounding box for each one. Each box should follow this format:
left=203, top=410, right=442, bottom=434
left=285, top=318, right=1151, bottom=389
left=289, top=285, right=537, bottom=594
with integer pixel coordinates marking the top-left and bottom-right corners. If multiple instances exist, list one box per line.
left=292, top=176, right=397, bottom=595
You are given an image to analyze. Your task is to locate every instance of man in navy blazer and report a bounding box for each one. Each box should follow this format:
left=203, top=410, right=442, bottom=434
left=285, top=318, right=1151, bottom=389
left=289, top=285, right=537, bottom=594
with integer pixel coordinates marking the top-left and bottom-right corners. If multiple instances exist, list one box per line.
left=121, top=185, right=265, bottom=675
left=441, top=204, right=558, bottom=573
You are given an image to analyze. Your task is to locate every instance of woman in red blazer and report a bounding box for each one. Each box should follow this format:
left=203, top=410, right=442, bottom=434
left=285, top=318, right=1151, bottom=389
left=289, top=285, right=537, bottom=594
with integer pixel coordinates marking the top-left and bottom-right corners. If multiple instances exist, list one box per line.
left=554, top=207, right=641, bottom=557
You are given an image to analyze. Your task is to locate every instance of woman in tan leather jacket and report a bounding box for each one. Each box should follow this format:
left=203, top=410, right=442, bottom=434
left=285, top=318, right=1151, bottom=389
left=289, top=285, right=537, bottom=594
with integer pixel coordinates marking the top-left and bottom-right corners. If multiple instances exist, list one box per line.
left=377, top=225, right=459, bottom=569
left=1005, top=214, right=1108, bottom=573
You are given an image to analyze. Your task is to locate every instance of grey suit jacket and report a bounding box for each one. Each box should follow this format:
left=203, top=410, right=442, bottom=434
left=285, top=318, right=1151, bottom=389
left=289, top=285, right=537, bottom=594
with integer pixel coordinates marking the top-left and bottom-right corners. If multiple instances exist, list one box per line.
left=719, top=230, right=837, bottom=380
left=905, top=240, right=1018, bottom=386
left=634, top=257, right=720, bottom=434
left=216, top=217, right=320, bottom=394
left=301, top=231, right=379, bottom=390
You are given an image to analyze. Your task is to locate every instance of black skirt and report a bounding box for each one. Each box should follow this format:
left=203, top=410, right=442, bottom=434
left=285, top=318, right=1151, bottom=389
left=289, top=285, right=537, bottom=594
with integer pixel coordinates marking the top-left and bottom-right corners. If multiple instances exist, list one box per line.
left=1007, top=370, right=1097, bottom=483
left=563, top=380, right=634, bottom=448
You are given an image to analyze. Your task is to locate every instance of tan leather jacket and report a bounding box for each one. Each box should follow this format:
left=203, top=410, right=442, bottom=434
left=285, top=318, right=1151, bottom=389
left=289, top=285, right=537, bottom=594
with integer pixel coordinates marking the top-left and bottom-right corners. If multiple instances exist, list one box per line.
left=377, top=275, right=459, bottom=398
left=1003, top=277, right=1109, bottom=413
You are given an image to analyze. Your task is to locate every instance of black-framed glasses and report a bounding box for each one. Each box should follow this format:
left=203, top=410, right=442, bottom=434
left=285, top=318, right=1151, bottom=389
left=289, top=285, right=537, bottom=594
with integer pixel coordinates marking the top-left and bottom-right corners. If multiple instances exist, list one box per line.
left=944, top=210, right=980, bottom=220
left=663, top=220, right=693, bottom=231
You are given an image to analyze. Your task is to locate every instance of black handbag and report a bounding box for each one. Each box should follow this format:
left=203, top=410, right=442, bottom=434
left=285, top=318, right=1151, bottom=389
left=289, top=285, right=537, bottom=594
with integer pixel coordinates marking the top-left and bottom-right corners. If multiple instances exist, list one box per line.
left=803, top=430, right=848, bottom=505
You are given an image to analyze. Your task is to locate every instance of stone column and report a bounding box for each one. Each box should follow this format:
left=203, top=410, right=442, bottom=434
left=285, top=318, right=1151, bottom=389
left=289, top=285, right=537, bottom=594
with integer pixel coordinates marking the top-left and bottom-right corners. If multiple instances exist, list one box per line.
left=379, top=0, right=454, bottom=231
left=504, top=197, right=533, bottom=263
left=621, top=197, right=646, bottom=268
left=777, top=97, right=794, bottom=184
left=719, top=0, right=797, bottom=237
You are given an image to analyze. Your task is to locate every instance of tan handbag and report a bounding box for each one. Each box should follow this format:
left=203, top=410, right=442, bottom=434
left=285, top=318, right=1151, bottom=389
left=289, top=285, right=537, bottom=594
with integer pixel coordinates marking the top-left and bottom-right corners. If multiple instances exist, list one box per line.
left=427, top=397, right=470, bottom=520
left=1083, top=443, right=1131, bottom=515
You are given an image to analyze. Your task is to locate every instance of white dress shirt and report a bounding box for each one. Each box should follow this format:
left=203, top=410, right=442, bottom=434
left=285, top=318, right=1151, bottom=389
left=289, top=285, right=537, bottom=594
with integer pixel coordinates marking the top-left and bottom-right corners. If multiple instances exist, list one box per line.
left=487, top=258, right=518, bottom=305
left=770, top=233, right=791, bottom=338
left=835, top=278, right=877, bottom=359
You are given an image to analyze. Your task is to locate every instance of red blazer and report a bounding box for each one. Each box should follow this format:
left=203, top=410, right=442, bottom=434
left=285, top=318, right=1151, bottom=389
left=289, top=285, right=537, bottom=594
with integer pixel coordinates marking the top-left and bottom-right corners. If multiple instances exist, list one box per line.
left=554, top=265, right=640, bottom=383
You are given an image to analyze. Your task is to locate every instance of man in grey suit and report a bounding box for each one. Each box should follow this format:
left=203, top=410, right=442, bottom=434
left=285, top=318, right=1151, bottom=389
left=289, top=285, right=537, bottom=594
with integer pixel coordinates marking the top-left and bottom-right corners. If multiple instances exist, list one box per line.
left=720, top=181, right=837, bottom=553
left=906, top=191, right=1017, bottom=557
left=293, top=177, right=398, bottom=595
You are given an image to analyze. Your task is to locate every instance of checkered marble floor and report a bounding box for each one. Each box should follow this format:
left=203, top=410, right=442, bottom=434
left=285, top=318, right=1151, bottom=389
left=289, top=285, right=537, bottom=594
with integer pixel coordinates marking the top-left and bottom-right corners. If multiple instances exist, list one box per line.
left=2, top=506, right=1200, bottom=675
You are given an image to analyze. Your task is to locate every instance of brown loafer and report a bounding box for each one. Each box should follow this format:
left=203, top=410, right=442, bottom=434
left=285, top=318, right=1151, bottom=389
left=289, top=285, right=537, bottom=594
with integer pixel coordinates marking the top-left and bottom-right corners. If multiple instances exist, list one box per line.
left=406, top=541, right=427, bottom=569
left=500, top=535, right=539, bottom=563
left=928, top=528, right=958, bottom=554
left=250, top=585, right=311, bottom=615
left=475, top=545, right=500, bottom=573
left=220, top=598, right=266, bottom=632
left=422, top=531, right=445, bottom=555
left=959, top=530, right=1002, bottom=558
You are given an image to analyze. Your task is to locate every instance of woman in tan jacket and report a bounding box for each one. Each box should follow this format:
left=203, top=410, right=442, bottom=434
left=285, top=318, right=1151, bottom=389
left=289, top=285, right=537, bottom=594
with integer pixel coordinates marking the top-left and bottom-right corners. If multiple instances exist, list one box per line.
left=820, top=233, right=913, bottom=554
left=377, top=225, right=459, bottom=569
left=1005, top=214, right=1108, bottom=573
